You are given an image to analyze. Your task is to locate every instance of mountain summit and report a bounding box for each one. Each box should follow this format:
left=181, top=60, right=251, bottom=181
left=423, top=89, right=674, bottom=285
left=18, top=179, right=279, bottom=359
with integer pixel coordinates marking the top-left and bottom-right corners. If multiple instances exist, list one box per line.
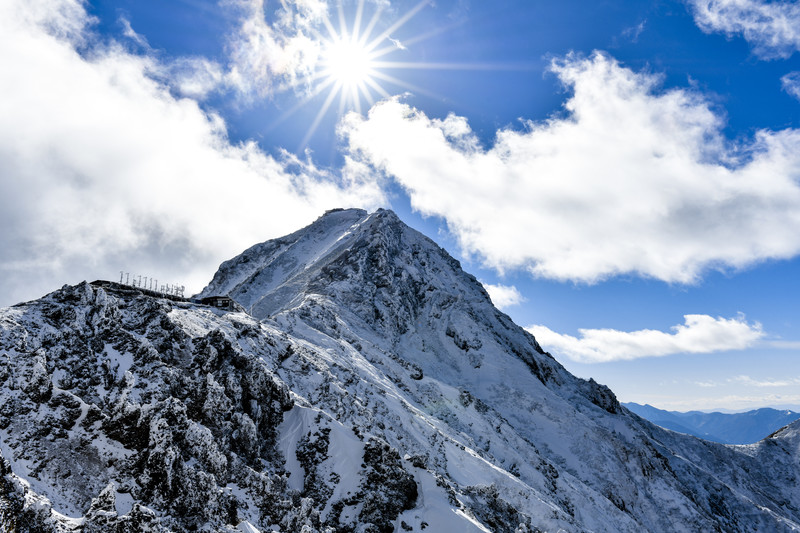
left=2, top=208, right=799, bottom=532
left=200, top=208, right=570, bottom=393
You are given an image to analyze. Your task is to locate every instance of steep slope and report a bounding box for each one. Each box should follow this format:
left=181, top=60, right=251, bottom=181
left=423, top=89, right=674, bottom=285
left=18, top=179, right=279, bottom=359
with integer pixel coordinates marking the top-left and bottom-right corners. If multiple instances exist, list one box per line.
left=1, top=208, right=799, bottom=532
left=200, top=208, right=800, bottom=532
left=624, top=403, right=800, bottom=444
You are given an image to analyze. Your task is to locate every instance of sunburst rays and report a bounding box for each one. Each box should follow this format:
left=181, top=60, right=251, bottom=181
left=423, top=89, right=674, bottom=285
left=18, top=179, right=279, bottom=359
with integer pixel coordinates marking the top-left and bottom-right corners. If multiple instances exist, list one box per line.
left=261, top=0, right=526, bottom=151
left=277, top=0, right=434, bottom=149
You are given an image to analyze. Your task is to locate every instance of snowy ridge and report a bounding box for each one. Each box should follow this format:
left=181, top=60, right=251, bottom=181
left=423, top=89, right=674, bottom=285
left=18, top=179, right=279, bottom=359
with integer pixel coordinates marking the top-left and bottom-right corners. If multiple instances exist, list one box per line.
left=199, top=209, right=374, bottom=316
left=1, top=208, right=800, bottom=532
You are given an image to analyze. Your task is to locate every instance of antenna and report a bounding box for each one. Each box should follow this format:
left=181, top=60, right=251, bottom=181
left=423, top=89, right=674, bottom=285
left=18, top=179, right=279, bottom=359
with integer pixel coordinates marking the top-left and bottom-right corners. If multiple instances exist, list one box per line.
left=113, top=271, right=185, bottom=298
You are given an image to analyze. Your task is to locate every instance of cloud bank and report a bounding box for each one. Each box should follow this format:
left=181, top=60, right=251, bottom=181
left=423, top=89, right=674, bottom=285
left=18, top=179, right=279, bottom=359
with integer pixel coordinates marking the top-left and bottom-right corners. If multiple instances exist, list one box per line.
left=0, top=0, right=384, bottom=306
left=342, top=51, right=800, bottom=284
left=527, top=314, right=764, bottom=363
left=688, top=0, right=800, bottom=58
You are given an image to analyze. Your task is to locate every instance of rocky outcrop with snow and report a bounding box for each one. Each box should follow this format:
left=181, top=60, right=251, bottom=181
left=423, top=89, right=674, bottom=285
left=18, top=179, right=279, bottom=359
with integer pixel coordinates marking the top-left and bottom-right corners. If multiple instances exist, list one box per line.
left=2, top=208, right=799, bottom=532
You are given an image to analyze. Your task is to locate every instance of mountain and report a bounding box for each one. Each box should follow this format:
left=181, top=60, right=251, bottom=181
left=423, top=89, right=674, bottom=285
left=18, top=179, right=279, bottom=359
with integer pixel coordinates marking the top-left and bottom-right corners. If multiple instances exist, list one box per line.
left=2, top=207, right=800, bottom=532
left=624, top=402, right=800, bottom=444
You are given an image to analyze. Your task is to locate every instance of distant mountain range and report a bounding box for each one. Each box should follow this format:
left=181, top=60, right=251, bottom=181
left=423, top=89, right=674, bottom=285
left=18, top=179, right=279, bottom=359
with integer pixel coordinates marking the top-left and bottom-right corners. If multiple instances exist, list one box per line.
left=624, top=402, right=800, bottom=444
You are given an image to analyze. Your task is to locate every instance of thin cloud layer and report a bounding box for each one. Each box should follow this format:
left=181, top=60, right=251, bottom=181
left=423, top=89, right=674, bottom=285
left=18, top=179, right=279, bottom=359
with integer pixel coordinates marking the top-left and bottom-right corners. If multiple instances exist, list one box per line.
left=688, top=0, right=800, bottom=59
left=527, top=314, right=764, bottom=363
left=342, top=52, right=800, bottom=284
left=0, top=0, right=384, bottom=306
left=481, top=282, right=526, bottom=310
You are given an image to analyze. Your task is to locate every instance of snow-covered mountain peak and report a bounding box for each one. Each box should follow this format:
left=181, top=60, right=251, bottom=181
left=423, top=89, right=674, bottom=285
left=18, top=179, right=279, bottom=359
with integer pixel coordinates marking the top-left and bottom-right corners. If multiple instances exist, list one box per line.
left=199, top=207, right=490, bottom=320
left=199, top=207, right=568, bottom=389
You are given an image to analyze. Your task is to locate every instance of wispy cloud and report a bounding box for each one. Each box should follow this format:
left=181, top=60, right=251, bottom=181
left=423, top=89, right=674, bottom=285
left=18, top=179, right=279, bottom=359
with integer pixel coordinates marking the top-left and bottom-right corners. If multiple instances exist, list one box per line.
left=782, top=71, right=800, bottom=100
left=525, top=314, right=763, bottom=363
left=769, top=339, right=800, bottom=349
left=342, top=51, right=800, bottom=284
left=694, top=380, right=719, bottom=388
left=160, top=57, right=227, bottom=100
left=622, top=19, right=647, bottom=42
left=120, top=16, right=148, bottom=48
left=388, top=36, right=407, bottom=50
left=688, top=0, right=800, bottom=59
left=115, top=16, right=225, bottom=100
left=481, top=282, right=526, bottom=310
left=729, top=375, right=800, bottom=387
left=0, top=0, right=384, bottom=306
left=116, top=1, right=334, bottom=100
left=223, top=0, right=327, bottom=97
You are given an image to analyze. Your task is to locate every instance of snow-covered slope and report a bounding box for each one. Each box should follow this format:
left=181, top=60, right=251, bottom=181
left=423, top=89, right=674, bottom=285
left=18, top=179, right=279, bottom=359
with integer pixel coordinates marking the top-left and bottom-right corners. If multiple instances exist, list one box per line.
left=2, top=208, right=800, bottom=532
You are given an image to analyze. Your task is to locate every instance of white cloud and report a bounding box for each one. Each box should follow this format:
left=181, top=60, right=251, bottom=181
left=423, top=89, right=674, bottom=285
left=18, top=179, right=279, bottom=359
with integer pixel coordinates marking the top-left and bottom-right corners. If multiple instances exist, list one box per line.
left=115, top=16, right=224, bottom=100
left=526, top=314, right=763, bottom=363
left=481, top=282, right=526, bottom=310
left=120, top=16, right=148, bottom=48
left=341, top=51, right=800, bottom=284
left=688, top=0, right=800, bottom=59
left=224, top=0, right=327, bottom=97
left=782, top=71, right=800, bottom=100
left=0, top=0, right=385, bottom=306
left=389, top=37, right=407, bottom=50
left=729, top=375, right=800, bottom=387
left=163, top=57, right=227, bottom=100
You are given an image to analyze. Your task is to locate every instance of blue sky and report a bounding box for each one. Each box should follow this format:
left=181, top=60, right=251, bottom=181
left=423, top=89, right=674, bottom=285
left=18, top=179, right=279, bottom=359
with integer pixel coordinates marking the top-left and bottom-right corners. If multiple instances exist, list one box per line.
left=2, top=0, right=800, bottom=411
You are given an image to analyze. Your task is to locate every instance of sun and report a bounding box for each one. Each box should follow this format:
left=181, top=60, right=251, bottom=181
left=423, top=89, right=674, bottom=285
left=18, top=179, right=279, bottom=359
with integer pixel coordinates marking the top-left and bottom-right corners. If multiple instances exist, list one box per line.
left=269, top=0, right=513, bottom=151
left=283, top=0, right=444, bottom=149
left=322, top=36, right=374, bottom=89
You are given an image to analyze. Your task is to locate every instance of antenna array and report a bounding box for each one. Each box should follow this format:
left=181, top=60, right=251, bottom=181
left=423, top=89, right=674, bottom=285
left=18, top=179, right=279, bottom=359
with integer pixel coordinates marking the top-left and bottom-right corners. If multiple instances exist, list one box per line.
left=119, top=271, right=185, bottom=298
